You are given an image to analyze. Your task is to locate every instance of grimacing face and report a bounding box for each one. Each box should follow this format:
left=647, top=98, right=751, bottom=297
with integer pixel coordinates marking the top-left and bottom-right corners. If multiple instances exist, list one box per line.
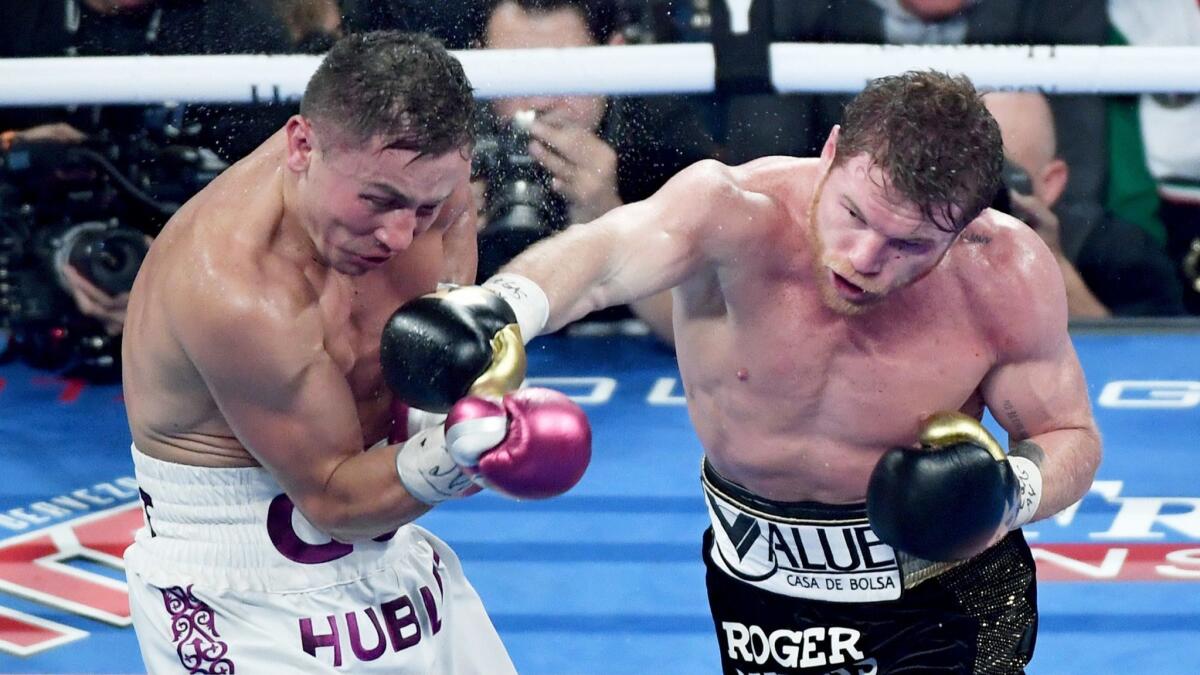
left=294, top=123, right=470, bottom=276
left=808, top=151, right=960, bottom=316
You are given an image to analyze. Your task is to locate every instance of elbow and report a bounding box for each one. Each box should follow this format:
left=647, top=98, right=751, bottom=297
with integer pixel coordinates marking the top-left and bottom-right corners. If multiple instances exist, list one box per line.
left=294, top=483, right=427, bottom=544
left=686, top=159, right=733, bottom=186
left=293, top=496, right=369, bottom=544
left=322, top=522, right=368, bottom=545
left=1063, top=424, right=1103, bottom=507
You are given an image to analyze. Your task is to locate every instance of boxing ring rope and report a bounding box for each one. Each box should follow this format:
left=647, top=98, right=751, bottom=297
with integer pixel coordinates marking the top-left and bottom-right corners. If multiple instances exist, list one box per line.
left=1, top=43, right=1199, bottom=107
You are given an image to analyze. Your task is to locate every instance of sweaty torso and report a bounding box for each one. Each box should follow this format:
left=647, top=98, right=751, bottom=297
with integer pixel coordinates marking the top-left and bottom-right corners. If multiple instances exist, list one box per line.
left=122, top=132, right=444, bottom=467
left=674, top=158, right=1011, bottom=502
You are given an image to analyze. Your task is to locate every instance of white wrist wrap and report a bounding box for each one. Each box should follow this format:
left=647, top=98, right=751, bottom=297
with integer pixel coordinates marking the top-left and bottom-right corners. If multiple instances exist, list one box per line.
left=483, top=273, right=550, bottom=344
left=394, top=426, right=471, bottom=505
left=1006, top=456, right=1043, bottom=529
left=445, top=415, right=509, bottom=468
left=404, top=407, right=447, bottom=439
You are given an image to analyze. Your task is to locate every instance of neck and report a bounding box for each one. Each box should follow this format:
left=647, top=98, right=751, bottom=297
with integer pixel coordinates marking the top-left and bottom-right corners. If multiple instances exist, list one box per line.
left=806, top=167, right=828, bottom=222
left=279, top=166, right=325, bottom=269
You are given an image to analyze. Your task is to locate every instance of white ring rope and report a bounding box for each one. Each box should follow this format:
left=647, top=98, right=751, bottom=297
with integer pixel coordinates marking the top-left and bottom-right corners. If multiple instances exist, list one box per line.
left=0, top=43, right=1197, bottom=107
left=770, top=44, right=1200, bottom=95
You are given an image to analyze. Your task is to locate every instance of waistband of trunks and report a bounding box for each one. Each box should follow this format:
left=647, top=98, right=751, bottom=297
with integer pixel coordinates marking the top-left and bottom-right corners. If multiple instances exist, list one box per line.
left=125, top=444, right=430, bottom=593
left=701, top=457, right=962, bottom=591
left=702, top=458, right=871, bottom=523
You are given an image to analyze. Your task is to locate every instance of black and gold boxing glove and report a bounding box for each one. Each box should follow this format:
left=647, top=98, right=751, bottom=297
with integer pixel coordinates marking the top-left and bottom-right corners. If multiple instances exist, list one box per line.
left=380, top=285, right=527, bottom=413
left=865, top=412, right=1043, bottom=562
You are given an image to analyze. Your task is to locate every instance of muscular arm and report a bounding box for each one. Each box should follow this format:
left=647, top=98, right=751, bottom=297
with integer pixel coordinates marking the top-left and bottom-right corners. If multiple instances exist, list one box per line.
left=178, top=276, right=428, bottom=542
left=501, top=160, right=759, bottom=332
left=981, top=239, right=1102, bottom=522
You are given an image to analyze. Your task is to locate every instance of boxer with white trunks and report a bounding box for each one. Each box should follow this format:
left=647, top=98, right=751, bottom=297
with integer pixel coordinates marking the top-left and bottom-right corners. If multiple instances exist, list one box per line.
left=121, top=31, right=589, bottom=673
left=125, top=444, right=508, bottom=673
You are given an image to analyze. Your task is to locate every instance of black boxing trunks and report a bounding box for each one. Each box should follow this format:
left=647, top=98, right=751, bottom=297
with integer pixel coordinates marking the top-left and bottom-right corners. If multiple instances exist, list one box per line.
left=701, top=459, right=1037, bottom=675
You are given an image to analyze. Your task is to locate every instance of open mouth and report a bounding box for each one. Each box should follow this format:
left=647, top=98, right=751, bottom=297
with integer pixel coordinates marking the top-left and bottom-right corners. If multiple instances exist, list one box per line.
left=358, top=253, right=390, bottom=266
left=830, top=270, right=868, bottom=299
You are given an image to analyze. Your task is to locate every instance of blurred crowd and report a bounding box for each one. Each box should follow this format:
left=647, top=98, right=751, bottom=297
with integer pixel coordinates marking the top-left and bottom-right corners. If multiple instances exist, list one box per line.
left=0, top=0, right=1197, bottom=379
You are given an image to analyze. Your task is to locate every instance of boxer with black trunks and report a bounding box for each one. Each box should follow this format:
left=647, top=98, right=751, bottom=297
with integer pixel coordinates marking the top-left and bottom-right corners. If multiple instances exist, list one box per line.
left=460, top=71, right=1102, bottom=673
left=120, top=32, right=589, bottom=673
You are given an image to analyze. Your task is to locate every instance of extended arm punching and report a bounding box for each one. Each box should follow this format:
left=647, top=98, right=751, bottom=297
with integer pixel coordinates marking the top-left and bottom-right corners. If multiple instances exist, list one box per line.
left=499, top=160, right=763, bottom=334
left=381, top=285, right=591, bottom=507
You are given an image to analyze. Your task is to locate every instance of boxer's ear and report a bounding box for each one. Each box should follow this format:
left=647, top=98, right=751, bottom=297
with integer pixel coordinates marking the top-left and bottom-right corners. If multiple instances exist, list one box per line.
left=820, top=125, right=840, bottom=165
left=285, top=115, right=316, bottom=173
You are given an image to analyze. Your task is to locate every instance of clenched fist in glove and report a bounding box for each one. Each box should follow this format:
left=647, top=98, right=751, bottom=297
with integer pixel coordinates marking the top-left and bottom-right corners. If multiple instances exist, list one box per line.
left=866, top=412, right=1043, bottom=562
left=380, top=285, right=526, bottom=414
left=446, top=388, right=591, bottom=500
left=394, top=388, right=591, bottom=504
left=380, top=275, right=549, bottom=413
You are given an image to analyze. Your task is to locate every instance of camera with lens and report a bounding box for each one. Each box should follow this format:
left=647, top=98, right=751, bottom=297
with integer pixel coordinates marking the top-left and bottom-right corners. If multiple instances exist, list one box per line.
left=472, top=109, right=569, bottom=281
left=990, top=158, right=1035, bottom=216
left=0, top=120, right=226, bottom=381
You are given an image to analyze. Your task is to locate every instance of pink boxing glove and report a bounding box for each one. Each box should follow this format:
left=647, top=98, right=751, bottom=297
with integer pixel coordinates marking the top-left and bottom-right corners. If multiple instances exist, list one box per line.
left=444, top=388, right=591, bottom=500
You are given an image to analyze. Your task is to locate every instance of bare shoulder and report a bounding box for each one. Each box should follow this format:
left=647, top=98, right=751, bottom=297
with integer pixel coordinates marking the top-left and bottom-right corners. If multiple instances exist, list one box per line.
left=176, top=252, right=325, bottom=397
left=663, top=158, right=789, bottom=209
left=192, top=245, right=312, bottom=326
left=660, top=157, right=803, bottom=246
left=732, top=155, right=816, bottom=188
left=154, top=175, right=320, bottom=374
left=732, top=156, right=819, bottom=220
left=667, top=158, right=740, bottom=202
left=952, top=209, right=1068, bottom=358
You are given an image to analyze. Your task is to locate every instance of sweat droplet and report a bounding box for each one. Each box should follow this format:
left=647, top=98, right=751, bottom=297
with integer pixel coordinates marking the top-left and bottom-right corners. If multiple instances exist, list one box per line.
left=736, top=368, right=749, bottom=381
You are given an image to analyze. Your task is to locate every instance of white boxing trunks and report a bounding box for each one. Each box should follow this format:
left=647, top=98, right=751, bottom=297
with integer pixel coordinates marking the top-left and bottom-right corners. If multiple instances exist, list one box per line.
left=124, top=445, right=515, bottom=674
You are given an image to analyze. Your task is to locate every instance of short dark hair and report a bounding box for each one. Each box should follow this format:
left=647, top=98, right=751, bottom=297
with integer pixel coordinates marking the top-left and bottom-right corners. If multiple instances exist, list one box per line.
left=486, top=0, right=621, bottom=44
left=835, top=70, right=1003, bottom=233
left=300, top=31, right=474, bottom=155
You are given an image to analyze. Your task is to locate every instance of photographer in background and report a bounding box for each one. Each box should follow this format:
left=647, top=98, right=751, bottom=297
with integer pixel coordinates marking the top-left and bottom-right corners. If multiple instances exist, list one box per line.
left=983, top=91, right=1185, bottom=318
left=473, top=0, right=717, bottom=284
left=60, top=254, right=137, bottom=336
left=0, top=128, right=226, bottom=380
left=0, top=0, right=286, bottom=378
